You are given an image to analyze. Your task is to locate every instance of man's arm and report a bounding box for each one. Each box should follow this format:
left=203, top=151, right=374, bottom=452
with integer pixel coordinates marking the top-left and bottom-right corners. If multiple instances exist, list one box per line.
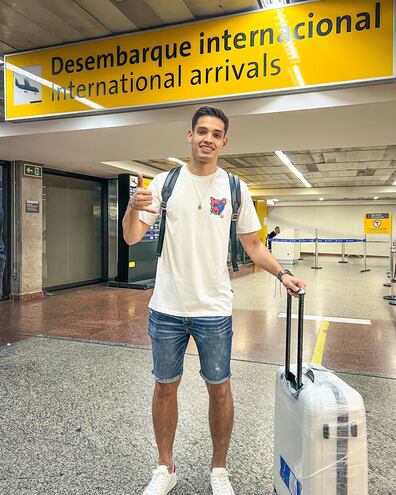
left=122, top=174, right=158, bottom=245
left=239, top=231, right=306, bottom=296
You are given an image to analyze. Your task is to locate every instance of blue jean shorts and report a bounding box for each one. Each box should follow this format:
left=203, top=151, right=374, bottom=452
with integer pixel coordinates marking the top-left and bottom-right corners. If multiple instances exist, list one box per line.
left=148, top=309, right=233, bottom=385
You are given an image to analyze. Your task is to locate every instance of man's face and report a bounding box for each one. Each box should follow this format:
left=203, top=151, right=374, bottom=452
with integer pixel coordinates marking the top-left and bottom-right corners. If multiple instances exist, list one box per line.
left=188, top=116, right=228, bottom=163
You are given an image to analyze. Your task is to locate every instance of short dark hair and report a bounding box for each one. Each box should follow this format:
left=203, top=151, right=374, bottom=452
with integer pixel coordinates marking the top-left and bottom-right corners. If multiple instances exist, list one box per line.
left=192, top=106, right=229, bottom=135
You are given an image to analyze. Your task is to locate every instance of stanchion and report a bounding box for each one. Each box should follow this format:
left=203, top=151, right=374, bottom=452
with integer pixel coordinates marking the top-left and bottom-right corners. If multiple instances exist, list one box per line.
left=384, top=242, right=396, bottom=303
left=338, top=241, right=348, bottom=264
left=311, top=229, right=322, bottom=270
left=360, top=235, right=370, bottom=273
left=384, top=250, right=393, bottom=287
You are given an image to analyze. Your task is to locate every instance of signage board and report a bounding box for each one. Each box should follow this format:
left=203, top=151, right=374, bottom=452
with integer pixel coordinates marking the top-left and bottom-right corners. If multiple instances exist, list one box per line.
left=24, top=164, right=42, bottom=178
left=4, top=0, right=394, bottom=121
left=25, top=200, right=40, bottom=213
left=364, top=212, right=392, bottom=234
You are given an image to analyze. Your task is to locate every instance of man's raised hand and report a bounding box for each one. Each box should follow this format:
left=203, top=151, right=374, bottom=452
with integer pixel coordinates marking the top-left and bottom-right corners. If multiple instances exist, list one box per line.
left=128, top=174, right=158, bottom=214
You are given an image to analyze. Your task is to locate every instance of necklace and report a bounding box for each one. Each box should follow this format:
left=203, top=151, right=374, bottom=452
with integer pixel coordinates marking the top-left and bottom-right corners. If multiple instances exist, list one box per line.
left=189, top=168, right=218, bottom=210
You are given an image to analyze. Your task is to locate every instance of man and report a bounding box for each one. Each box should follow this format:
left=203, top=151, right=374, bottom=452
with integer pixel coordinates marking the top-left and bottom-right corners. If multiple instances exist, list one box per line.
left=267, top=226, right=281, bottom=252
left=123, top=106, right=306, bottom=495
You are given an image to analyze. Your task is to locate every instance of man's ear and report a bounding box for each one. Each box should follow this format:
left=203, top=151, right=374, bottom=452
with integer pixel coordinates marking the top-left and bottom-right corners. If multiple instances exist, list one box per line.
left=187, top=129, right=193, bottom=143
left=222, top=136, right=228, bottom=148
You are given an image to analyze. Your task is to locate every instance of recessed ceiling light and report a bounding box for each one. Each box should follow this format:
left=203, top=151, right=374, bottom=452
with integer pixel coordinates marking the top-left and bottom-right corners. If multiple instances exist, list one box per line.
left=275, top=151, right=312, bottom=188
left=393, top=180, right=396, bottom=186
left=261, top=0, right=286, bottom=7
left=319, top=198, right=324, bottom=201
left=168, top=157, right=187, bottom=166
left=374, top=196, right=379, bottom=200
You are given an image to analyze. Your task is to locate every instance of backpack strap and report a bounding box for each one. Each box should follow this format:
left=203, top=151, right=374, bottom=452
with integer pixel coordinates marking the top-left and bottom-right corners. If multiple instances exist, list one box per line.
left=156, top=166, right=182, bottom=257
left=227, top=172, right=241, bottom=272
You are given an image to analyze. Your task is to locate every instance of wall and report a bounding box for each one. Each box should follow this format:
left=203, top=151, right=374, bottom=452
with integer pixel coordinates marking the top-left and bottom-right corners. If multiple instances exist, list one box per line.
left=12, top=161, right=43, bottom=299
left=268, top=203, right=396, bottom=257
left=254, top=200, right=268, bottom=245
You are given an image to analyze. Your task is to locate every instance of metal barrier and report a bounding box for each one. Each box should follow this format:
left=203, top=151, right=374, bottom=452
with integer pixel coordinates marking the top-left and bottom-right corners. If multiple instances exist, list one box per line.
left=272, top=236, right=368, bottom=272
left=384, top=246, right=393, bottom=288
left=384, top=242, right=396, bottom=305
left=339, top=242, right=348, bottom=264
left=360, top=235, right=370, bottom=273
left=311, top=229, right=322, bottom=270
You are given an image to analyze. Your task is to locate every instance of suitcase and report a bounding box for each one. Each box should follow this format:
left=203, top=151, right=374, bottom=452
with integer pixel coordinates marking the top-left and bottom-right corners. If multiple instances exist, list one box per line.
left=273, top=291, right=368, bottom=495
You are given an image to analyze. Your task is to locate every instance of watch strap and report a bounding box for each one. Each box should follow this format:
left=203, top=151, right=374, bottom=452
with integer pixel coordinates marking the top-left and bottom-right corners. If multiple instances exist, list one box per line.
left=277, top=269, right=293, bottom=281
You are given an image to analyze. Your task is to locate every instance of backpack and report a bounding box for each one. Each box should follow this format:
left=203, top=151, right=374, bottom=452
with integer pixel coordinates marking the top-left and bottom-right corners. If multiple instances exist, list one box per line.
left=155, top=166, right=241, bottom=271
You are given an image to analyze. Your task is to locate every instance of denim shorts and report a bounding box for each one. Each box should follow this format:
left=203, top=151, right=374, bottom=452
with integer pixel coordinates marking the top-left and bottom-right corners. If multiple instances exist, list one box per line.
left=148, top=309, right=233, bottom=385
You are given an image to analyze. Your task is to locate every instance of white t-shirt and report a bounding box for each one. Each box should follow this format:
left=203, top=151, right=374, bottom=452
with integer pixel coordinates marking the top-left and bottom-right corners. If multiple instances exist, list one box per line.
left=140, top=166, right=261, bottom=317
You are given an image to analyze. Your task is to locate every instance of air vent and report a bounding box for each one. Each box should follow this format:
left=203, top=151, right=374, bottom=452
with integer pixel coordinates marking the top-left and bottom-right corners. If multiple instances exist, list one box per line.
left=306, top=164, right=319, bottom=172
left=357, top=169, right=375, bottom=177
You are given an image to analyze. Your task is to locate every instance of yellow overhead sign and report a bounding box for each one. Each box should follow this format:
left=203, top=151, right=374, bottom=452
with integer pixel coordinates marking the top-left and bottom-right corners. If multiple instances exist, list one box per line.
left=4, top=0, right=394, bottom=121
left=364, top=213, right=392, bottom=234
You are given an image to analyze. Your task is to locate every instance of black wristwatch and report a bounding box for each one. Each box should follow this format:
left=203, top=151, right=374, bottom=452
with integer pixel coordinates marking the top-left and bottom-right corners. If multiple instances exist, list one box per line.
left=276, top=269, right=293, bottom=281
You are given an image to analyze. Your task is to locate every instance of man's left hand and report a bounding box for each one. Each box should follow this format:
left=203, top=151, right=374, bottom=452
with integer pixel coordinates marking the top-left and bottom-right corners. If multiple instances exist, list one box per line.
left=280, top=275, right=307, bottom=297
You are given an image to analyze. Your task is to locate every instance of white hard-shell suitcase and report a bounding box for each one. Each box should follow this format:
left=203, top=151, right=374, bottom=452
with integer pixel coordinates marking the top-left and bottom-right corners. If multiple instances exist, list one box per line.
left=273, top=291, right=368, bottom=495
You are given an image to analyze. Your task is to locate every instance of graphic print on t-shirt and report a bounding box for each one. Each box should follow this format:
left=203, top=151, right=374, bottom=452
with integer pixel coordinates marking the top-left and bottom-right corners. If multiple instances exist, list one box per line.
left=210, top=197, right=227, bottom=218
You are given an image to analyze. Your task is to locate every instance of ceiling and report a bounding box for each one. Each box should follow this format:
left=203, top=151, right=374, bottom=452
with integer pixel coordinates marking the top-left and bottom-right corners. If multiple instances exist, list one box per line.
left=136, top=146, right=396, bottom=189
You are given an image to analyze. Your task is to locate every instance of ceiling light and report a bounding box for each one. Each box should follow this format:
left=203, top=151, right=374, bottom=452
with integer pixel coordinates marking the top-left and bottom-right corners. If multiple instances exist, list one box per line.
left=275, top=151, right=312, bottom=188
left=374, top=196, right=379, bottom=200
left=267, top=199, right=275, bottom=206
left=168, top=157, right=187, bottom=166
left=393, top=180, right=396, bottom=186
left=319, top=198, right=324, bottom=201
left=270, top=198, right=279, bottom=202
left=261, top=0, right=286, bottom=7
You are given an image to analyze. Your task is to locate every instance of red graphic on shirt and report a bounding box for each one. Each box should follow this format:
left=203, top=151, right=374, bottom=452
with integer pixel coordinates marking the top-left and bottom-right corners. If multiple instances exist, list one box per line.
left=210, top=197, right=227, bottom=218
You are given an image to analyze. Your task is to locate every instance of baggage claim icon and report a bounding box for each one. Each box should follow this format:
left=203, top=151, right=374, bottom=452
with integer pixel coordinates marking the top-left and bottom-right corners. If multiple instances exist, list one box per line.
left=373, top=220, right=382, bottom=228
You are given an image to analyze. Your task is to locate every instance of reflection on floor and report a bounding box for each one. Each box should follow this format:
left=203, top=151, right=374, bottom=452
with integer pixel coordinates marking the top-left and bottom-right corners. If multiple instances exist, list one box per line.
left=1, top=256, right=395, bottom=377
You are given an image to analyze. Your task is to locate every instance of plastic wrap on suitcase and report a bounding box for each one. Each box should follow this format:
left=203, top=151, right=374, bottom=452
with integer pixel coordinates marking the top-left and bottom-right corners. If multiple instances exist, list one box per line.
left=275, top=366, right=367, bottom=495
left=274, top=292, right=368, bottom=495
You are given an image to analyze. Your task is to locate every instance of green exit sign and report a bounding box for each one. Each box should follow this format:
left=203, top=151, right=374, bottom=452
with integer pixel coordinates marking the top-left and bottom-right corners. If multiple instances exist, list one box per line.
left=24, top=163, right=42, bottom=178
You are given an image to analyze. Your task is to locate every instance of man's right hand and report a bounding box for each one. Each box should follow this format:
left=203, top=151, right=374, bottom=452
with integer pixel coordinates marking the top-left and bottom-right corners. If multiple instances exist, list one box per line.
left=128, top=174, right=158, bottom=214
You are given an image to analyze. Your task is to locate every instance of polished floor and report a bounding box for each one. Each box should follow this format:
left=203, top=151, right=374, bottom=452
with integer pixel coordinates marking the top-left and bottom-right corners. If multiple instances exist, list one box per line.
left=0, top=256, right=395, bottom=494
left=1, top=256, right=395, bottom=377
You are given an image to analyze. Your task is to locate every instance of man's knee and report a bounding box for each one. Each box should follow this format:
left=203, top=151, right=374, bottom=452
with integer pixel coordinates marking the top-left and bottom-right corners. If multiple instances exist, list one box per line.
left=154, top=379, right=181, bottom=399
left=207, top=379, right=232, bottom=402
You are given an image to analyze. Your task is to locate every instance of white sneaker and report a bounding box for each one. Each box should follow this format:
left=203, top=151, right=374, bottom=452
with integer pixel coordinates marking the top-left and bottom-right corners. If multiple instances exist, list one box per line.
left=211, top=468, right=235, bottom=495
left=142, top=465, right=177, bottom=495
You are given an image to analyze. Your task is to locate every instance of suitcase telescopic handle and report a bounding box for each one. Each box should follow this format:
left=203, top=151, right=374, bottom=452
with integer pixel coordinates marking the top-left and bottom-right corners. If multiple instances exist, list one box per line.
left=285, top=289, right=305, bottom=391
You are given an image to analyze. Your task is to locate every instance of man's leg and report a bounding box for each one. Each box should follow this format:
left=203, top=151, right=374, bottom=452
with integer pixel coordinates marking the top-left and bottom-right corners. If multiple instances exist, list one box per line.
left=152, top=379, right=181, bottom=472
left=206, top=379, right=234, bottom=468
left=191, top=315, right=234, bottom=468
left=148, top=309, right=189, bottom=475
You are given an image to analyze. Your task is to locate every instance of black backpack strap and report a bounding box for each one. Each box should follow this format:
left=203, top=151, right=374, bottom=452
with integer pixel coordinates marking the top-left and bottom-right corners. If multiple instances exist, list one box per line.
left=227, top=172, right=241, bottom=272
left=156, top=166, right=182, bottom=257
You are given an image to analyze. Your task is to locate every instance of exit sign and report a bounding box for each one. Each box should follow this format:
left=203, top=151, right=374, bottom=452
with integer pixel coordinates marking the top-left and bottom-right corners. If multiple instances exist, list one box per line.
left=24, top=164, right=42, bottom=178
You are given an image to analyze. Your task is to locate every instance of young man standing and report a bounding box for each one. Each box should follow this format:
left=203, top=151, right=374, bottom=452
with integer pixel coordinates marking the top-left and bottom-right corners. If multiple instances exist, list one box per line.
left=123, top=106, right=306, bottom=495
